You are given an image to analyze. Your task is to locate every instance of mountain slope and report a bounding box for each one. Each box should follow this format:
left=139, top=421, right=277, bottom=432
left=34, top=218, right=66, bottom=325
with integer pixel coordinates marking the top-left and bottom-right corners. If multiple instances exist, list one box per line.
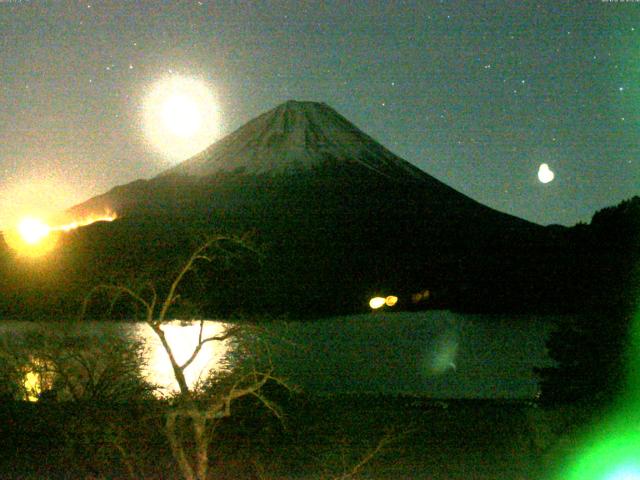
left=70, top=101, right=533, bottom=233
left=4, top=101, right=576, bottom=319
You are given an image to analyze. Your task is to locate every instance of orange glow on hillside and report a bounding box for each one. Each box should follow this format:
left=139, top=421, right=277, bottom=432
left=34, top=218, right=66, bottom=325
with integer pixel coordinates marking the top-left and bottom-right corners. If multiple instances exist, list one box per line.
left=5, top=210, right=117, bottom=257
left=52, top=211, right=117, bottom=232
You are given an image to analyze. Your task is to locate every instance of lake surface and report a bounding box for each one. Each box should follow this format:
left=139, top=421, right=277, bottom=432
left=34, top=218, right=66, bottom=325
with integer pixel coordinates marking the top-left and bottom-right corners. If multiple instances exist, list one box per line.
left=0, top=311, right=557, bottom=399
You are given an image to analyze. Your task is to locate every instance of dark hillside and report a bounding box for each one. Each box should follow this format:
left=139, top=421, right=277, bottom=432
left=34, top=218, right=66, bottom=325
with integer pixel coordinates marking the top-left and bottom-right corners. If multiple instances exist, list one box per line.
left=0, top=102, right=637, bottom=320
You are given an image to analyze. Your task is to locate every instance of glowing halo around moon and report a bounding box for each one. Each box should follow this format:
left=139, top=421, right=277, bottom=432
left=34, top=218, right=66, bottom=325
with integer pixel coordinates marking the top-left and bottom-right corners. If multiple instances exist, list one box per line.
left=538, top=163, right=555, bottom=184
left=142, top=75, right=221, bottom=162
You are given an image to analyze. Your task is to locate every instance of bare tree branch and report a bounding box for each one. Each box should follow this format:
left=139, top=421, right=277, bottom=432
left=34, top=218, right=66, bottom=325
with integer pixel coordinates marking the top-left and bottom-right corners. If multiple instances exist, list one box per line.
left=158, top=235, right=228, bottom=323
left=81, top=284, right=153, bottom=321
left=80, top=235, right=282, bottom=480
left=251, top=390, right=283, bottom=420
left=166, top=412, right=196, bottom=480
left=332, top=428, right=410, bottom=480
left=179, top=324, right=241, bottom=371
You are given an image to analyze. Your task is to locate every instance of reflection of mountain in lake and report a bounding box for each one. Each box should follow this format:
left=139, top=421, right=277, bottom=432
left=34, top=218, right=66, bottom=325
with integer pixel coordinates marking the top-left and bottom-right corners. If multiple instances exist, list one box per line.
left=0, top=102, right=638, bottom=319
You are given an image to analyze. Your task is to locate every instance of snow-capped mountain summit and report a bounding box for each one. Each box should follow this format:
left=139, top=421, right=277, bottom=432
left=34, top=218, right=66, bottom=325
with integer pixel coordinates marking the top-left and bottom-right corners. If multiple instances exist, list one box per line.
left=73, top=100, right=488, bottom=219
left=162, top=100, right=426, bottom=181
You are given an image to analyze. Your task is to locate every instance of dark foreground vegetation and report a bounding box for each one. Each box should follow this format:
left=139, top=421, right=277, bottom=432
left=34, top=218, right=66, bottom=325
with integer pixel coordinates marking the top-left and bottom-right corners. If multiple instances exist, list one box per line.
left=0, top=189, right=636, bottom=478
left=0, top=393, right=601, bottom=480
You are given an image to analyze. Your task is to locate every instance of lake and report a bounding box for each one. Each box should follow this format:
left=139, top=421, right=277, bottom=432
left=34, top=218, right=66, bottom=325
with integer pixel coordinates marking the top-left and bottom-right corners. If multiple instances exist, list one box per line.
left=0, top=310, right=556, bottom=400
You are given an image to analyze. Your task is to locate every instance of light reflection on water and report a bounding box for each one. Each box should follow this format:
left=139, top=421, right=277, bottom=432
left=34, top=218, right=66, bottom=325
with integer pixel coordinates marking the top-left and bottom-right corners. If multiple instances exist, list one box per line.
left=1, top=312, right=555, bottom=401
left=0, top=320, right=231, bottom=400
left=22, top=356, right=54, bottom=402
left=133, top=320, right=230, bottom=396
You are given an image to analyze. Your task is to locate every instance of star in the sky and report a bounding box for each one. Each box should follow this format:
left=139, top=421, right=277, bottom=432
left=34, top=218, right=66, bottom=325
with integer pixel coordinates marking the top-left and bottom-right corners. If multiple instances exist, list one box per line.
left=0, top=0, right=635, bottom=228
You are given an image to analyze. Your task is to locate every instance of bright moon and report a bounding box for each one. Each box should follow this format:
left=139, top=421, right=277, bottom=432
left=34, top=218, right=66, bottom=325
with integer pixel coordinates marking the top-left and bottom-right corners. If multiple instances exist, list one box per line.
left=538, top=163, right=555, bottom=183
left=161, top=94, right=202, bottom=138
left=143, top=75, right=220, bottom=161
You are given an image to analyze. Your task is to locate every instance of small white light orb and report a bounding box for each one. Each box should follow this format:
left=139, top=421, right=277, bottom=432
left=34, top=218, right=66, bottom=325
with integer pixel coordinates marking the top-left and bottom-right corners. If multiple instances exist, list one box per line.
left=538, top=163, right=555, bottom=183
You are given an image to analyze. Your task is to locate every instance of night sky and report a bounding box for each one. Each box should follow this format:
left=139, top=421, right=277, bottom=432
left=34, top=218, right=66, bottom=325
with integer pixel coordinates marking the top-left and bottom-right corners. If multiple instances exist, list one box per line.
left=1, top=1, right=638, bottom=229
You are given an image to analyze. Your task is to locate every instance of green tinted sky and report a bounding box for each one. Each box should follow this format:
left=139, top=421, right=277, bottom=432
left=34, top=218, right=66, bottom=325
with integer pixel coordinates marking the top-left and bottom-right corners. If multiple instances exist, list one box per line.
left=0, top=0, right=638, bottom=226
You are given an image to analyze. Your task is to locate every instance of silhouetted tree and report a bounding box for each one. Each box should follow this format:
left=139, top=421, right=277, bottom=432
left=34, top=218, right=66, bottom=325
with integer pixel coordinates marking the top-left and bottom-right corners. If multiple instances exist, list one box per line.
left=537, top=197, right=640, bottom=404
left=83, top=236, right=288, bottom=480
left=536, top=312, right=632, bottom=404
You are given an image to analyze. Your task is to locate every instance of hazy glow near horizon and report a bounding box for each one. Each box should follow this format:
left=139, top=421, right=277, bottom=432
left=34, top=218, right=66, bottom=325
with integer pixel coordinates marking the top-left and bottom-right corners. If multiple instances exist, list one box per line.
left=17, top=217, right=50, bottom=245
left=143, top=75, right=221, bottom=162
left=5, top=211, right=117, bottom=257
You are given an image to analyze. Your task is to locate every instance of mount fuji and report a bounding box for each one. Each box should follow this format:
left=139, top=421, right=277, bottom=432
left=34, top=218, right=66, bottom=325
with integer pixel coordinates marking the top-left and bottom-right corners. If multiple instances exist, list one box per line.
left=4, top=101, right=577, bottom=319
left=71, top=100, right=537, bottom=234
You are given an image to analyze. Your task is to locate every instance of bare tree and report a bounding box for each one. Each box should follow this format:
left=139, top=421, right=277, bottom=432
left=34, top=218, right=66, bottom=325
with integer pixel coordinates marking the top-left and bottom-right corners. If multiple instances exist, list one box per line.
left=330, top=430, right=398, bottom=480
left=252, top=428, right=403, bottom=480
left=82, top=236, right=287, bottom=480
left=0, top=326, right=153, bottom=403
